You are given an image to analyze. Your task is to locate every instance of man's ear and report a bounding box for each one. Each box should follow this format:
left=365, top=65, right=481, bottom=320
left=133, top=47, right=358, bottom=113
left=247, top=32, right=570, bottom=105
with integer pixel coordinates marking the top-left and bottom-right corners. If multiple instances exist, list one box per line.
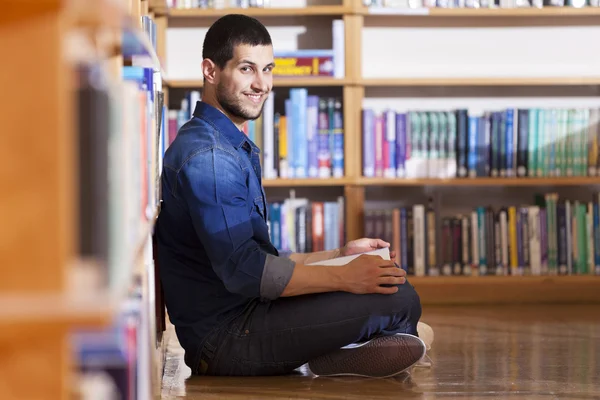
left=202, top=58, right=218, bottom=84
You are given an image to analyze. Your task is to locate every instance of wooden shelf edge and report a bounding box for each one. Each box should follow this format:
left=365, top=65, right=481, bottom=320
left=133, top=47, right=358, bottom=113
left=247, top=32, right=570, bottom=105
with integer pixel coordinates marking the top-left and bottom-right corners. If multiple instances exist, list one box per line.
left=0, top=291, right=116, bottom=327
left=167, top=5, right=352, bottom=18
left=360, top=6, right=600, bottom=17
left=257, top=177, right=600, bottom=187
left=410, top=275, right=600, bottom=305
left=357, top=177, right=600, bottom=186
left=361, top=77, right=600, bottom=86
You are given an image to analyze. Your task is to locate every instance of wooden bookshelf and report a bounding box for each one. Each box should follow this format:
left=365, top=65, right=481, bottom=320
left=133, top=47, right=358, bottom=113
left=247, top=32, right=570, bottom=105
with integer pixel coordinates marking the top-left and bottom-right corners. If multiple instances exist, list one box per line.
left=410, top=276, right=600, bottom=305
left=357, top=177, right=600, bottom=186
left=361, top=77, right=600, bottom=86
left=159, top=1, right=600, bottom=319
left=168, top=5, right=352, bottom=18
left=166, top=77, right=351, bottom=88
left=0, top=0, right=167, bottom=398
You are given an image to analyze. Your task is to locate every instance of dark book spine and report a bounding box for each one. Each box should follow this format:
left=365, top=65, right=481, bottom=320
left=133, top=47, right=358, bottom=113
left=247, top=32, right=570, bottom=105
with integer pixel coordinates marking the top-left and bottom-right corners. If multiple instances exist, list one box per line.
left=557, top=203, right=568, bottom=275
left=517, top=109, right=529, bottom=177
left=305, top=202, right=312, bottom=253
left=456, top=109, right=469, bottom=178
left=441, top=218, right=452, bottom=276
left=451, top=217, right=462, bottom=275
left=407, top=208, right=415, bottom=276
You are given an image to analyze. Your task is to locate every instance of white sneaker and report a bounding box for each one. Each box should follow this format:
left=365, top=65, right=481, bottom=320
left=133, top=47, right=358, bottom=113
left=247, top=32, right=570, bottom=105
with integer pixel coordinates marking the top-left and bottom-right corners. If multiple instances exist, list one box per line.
left=415, top=321, right=434, bottom=368
left=417, top=321, right=434, bottom=350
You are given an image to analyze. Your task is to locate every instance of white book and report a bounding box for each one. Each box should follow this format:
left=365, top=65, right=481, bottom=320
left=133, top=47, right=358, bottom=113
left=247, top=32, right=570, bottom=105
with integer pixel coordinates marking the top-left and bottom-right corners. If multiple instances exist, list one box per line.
left=413, top=205, right=426, bottom=277
left=528, top=206, right=541, bottom=276
left=307, top=247, right=390, bottom=266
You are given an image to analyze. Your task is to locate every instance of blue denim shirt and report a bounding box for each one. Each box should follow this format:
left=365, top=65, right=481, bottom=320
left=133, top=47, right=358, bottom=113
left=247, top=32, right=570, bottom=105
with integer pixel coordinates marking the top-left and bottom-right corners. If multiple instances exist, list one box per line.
left=155, top=101, right=295, bottom=367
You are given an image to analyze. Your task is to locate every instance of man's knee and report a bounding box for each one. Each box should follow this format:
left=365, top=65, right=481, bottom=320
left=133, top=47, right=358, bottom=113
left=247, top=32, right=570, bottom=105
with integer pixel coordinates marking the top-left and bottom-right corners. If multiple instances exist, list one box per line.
left=391, top=281, right=422, bottom=322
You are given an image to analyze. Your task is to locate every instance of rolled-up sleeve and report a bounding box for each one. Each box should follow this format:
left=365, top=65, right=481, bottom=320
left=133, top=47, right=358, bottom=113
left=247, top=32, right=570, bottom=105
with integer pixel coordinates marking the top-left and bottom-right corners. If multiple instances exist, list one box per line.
left=178, top=147, right=294, bottom=300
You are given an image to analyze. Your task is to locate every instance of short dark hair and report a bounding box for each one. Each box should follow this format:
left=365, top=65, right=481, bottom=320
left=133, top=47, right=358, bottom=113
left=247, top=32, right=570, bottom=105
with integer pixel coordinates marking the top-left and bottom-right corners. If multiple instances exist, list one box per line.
left=202, top=14, right=272, bottom=69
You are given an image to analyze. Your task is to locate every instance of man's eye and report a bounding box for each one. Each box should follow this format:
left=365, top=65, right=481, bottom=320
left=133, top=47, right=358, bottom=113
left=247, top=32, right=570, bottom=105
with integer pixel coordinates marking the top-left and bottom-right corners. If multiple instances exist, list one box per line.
left=241, top=66, right=252, bottom=72
left=264, top=66, right=273, bottom=72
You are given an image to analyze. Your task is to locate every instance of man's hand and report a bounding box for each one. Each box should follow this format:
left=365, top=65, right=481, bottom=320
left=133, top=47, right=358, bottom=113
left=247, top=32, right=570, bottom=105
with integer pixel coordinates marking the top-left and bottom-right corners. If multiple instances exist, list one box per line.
left=340, top=237, right=396, bottom=261
left=337, top=254, right=406, bottom=294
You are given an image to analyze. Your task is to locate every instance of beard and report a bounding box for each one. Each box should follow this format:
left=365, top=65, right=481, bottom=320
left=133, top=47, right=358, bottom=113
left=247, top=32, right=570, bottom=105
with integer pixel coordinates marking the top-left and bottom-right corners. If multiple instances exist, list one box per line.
left=216, top=82, right=266, bottom=121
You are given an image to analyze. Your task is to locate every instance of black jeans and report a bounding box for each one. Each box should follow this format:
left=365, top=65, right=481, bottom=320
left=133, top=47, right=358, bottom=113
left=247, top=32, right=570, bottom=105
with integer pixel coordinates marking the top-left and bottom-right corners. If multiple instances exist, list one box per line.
left=195, top=281, right=422, bottom=376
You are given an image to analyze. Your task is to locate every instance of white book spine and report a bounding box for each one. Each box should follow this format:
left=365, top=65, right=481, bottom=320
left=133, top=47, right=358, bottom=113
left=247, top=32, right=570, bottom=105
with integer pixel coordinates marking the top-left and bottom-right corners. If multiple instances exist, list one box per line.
left=413, top=205, right=426, bottom=277
left=262, top=94, right=276, bottom=179
left=332, top=20, right=345, bottom=79
left=528, top=206, right=541, bottom=275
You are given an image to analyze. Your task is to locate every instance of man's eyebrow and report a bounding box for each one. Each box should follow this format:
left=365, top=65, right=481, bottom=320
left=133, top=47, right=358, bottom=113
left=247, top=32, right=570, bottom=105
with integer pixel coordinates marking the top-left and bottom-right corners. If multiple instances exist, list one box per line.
left=237, top=59, right=275, bottom=68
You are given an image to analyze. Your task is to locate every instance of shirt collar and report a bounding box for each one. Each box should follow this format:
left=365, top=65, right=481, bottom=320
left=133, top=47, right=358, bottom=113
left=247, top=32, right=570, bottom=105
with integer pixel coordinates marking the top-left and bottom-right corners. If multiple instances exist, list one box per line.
left=192, top=101, right=257, bottom=152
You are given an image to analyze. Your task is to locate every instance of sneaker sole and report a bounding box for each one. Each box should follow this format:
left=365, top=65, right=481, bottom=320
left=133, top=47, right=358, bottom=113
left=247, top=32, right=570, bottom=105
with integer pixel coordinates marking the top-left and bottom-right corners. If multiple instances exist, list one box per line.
left=308, top=334, right=426, bottom=378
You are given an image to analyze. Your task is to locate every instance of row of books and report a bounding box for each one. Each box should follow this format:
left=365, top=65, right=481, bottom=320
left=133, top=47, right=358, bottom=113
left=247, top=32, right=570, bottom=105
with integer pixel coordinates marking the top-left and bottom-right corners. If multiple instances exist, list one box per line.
left=362, top=107, right=600, bottom=180
left=169, top=88, right=345, bottom=180
left=365, top=192, right=600, bottom=277
left=76, top=62, right=165, bottom=291
left=73, top=13, right=167, bottom=399
left=267, top=196, right=346, bottom=253
left=364, top=0, right=600, bottom=8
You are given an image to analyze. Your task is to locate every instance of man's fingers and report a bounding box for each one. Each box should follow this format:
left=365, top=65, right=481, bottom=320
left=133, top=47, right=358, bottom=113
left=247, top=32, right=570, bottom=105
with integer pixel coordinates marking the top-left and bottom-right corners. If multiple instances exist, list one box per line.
left=375, top=285, right=399, bottom=295
left=374, top=238, right=390, bottom=248
left=378, top=276, right=406, bottom=285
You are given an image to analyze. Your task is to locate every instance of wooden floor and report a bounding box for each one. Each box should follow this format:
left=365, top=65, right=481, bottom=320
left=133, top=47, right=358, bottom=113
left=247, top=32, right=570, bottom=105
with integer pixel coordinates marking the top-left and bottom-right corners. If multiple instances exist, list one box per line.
left=161, top=304, right=600, bottom=399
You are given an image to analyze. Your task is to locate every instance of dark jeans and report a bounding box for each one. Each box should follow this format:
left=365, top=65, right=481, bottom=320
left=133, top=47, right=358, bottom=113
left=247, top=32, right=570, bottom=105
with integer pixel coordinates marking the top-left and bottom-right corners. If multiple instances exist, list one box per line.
left=194, top=280, right=422, bottom=376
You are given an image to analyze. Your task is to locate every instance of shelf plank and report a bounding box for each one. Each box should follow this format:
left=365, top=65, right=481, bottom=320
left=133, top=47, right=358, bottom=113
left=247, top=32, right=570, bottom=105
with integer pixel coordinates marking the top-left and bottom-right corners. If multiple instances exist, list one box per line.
left=168, top=5, right=351, bottom=18
left=361, top=77, right=600, bottom=86
left=409, top=275, right=600, bottom=305
left=362, top=6, right=600, bottom=17
left=357, top=177, right=600, bottom=186
left=262, top=178, right=354, bottom=187
left=166, top=77, right=350, bottom=88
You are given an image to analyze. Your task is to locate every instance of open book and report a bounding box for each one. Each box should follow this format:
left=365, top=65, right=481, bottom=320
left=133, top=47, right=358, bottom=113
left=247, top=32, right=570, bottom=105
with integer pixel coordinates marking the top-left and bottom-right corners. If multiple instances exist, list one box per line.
left=306, top=247, right=390, bottom=266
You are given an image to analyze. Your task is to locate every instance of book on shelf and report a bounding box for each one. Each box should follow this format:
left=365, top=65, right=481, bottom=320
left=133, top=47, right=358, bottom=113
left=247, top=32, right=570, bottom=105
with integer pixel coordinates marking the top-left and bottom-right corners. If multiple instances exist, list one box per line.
left=268, top=194, right=345, bottom=253
left=168, top=88, right=345, bottom=180
left=365, top=192, right=600, bottom=277
left=362, top=107, right=600, bottom=180
left=272, top=20, right=344, bottom=79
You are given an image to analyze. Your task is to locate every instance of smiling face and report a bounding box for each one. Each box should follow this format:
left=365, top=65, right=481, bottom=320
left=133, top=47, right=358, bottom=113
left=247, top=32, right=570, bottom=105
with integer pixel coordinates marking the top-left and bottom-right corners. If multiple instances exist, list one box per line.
left=210, top=43, right=274, bottom=125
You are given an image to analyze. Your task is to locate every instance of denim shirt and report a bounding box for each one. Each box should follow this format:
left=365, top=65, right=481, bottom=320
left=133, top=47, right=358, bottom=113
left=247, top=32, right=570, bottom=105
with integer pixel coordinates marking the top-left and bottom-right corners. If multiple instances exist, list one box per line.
left=155, top=101, right=295, bottom=365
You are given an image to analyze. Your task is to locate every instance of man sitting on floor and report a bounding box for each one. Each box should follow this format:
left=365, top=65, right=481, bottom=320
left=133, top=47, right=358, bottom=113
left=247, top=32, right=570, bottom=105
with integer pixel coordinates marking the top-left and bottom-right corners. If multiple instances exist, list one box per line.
left=155, top=14, right=431, bottom=378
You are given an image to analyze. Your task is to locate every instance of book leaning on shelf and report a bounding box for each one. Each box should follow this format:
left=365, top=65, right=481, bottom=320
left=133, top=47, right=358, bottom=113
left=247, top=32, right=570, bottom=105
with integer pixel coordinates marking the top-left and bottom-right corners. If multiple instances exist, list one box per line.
left=362, top=107, right=600, bottom=180
left=365, top=192, right=600, bottom=278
